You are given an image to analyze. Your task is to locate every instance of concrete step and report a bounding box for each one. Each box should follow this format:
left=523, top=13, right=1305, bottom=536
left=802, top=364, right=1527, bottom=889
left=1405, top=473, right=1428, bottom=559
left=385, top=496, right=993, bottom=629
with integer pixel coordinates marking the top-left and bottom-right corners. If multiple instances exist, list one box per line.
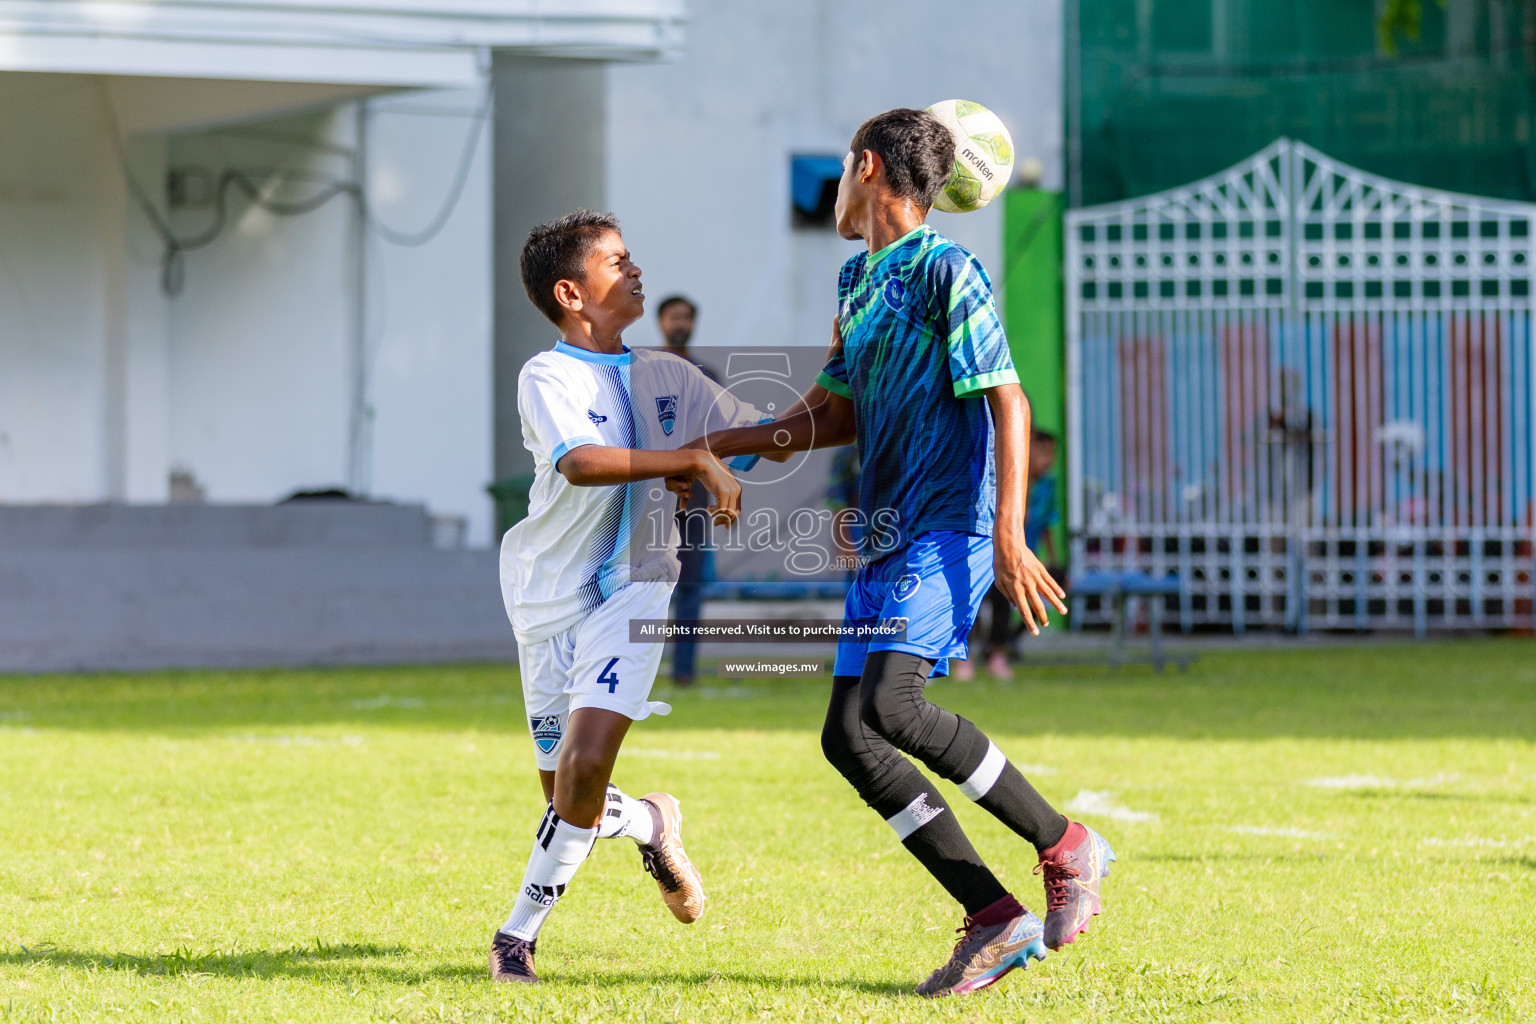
left=0, top=548, right=514, bottom=672
left=0, top=502, right=433, bottom=550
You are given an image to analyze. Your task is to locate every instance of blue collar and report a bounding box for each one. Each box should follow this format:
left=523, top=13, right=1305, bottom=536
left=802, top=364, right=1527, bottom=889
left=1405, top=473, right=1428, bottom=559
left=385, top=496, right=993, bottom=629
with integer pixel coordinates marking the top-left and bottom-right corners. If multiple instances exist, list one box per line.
left=555, top=339, right=633, bottom=365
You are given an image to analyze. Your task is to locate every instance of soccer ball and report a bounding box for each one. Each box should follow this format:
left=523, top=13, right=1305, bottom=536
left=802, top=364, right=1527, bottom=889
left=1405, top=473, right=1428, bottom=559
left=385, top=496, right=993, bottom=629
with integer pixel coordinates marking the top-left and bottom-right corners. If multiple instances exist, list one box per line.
left=925, top=99, right=1015, bottom=213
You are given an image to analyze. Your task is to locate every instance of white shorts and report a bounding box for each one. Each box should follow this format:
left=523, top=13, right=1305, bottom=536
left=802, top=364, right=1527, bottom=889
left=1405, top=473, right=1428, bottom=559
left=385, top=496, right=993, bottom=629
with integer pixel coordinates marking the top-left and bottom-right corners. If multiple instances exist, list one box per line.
left=516, top=581, right=673, bottom=771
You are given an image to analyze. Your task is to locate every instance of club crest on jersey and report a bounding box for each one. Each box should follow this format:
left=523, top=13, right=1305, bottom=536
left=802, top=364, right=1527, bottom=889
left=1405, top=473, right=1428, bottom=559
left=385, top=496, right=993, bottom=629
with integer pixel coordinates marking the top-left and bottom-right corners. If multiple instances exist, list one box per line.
left=655, top=395, right=679, bottom=435
left=587, top=409, right=607, bottom=425
left=882, top=278, right=906, bottom=313
left=893, top=573, right=922, bottom=601
left=529, top=714, right=563, bottom=754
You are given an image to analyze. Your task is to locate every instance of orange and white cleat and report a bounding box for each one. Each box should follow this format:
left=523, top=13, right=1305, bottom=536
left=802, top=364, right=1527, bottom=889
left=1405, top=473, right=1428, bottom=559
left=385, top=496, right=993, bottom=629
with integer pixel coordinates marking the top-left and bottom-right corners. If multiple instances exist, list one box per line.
left=638, top=792, right=706, bottom=923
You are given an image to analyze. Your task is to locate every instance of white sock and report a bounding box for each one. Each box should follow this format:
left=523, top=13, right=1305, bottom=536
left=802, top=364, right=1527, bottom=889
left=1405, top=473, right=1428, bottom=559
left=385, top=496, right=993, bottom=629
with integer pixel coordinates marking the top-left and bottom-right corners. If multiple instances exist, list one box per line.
left=500, top=804, right=598, bottom=941
left=597, top=785, right=657, bottom=847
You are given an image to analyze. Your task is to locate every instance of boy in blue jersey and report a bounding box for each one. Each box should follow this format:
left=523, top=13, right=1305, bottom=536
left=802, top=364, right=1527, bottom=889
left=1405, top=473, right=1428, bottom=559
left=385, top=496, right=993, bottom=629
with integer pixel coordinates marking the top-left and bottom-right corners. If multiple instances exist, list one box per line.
left=689, top=109, right=1115, bottom=997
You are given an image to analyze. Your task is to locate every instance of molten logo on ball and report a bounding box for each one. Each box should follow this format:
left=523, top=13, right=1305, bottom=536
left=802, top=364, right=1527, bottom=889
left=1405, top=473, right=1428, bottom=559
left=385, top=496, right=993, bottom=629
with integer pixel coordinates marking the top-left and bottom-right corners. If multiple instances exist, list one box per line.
left=925, top=98, right=1015, bottom=214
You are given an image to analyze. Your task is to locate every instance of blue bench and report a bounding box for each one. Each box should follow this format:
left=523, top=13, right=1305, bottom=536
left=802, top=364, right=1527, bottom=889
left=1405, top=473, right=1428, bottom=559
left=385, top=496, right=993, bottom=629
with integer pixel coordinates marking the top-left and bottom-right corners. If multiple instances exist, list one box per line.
left=1070, top=571, right=1186, bottom=671
left=701, top=575, right=1190, bottom=673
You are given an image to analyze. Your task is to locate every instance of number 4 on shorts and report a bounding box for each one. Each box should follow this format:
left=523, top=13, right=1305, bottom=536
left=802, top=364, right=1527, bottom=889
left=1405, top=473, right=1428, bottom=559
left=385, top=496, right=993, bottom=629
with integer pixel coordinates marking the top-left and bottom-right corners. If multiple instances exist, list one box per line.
left=596, top=658, right=620, bottom=694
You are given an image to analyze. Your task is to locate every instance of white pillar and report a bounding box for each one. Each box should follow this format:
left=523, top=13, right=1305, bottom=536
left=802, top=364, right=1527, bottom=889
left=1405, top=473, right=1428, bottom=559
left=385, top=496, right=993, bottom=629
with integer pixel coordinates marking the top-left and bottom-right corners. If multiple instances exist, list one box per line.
left=97, top=94, right=129, bottom=501
left=98, top=83, right=172, bottom=503
left=121, top=133, right=171, bottom=503
left=491, top=54, right=608, bottom=482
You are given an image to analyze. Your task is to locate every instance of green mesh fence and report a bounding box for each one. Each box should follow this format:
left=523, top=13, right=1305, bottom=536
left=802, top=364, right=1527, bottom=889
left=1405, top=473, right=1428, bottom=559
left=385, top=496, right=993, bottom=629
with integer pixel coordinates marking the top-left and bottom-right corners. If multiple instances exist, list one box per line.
left=1075, top=0, right=1536, bottom=207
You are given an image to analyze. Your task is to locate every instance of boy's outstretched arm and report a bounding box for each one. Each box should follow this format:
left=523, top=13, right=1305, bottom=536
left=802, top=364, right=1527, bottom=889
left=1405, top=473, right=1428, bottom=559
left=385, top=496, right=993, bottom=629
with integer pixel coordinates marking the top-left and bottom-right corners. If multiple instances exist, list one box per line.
left=986, top=383, right=1069, bottom=634
left=682, top=315, right=856, bottom=462
left=558, top=445, right=741, bottom=525
left=690, top=388, right=856, bottom=461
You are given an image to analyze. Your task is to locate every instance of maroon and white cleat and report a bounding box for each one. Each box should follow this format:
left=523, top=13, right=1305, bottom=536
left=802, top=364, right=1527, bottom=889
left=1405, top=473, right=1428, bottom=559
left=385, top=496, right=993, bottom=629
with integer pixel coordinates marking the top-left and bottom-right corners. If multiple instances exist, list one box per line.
left=1036, top=820, right=1117, bottom=950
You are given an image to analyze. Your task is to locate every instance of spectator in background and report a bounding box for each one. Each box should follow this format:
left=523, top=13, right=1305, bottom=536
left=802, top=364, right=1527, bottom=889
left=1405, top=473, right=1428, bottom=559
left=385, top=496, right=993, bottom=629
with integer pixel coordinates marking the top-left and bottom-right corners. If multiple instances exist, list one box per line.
left=656, top=294, right=712, bottom=687
left=956, top=428, right=1061, bottom=680
left=658, top=294, right=699, bottom=362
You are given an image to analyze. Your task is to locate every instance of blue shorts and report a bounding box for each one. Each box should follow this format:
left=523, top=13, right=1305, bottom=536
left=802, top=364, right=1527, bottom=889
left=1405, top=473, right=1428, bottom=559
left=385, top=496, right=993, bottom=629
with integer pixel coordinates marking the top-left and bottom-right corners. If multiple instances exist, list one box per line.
left=832, top=530, right=994, bottom=679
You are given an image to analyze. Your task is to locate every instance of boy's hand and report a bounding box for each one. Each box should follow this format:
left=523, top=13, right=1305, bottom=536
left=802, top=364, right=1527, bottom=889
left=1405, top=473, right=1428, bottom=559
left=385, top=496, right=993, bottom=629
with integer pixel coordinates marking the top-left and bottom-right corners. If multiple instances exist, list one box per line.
left=690, top=450, right=741, bottom=526
left=674, top=437, right=713, bottom=492
left=994, top=537, right=1068, bottom=636
left=664, top=475, right=693, bottom=502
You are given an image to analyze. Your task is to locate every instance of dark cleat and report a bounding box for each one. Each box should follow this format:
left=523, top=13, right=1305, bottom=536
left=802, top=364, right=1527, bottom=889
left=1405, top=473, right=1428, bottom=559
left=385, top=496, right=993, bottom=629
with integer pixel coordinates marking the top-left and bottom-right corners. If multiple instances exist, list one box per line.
left=1037, top=820, right=1116, bottom=950
left=489, top=930, right=537, bottom=983
left=915, top=907, right=1048, bottom=998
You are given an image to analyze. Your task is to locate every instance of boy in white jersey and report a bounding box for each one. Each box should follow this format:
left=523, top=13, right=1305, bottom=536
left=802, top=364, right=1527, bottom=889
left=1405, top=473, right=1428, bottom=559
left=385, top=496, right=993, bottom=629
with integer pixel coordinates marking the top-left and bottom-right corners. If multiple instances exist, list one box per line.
left=490, top=210, right=770, bottom=983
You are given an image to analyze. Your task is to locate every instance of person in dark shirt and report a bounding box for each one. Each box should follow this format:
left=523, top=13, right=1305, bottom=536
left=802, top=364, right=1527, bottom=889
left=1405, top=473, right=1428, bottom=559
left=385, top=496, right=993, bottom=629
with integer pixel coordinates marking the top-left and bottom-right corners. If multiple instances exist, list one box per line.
left=657, top=294, right=711, bottom=687
left=958, top=428, right=1061, bottom=680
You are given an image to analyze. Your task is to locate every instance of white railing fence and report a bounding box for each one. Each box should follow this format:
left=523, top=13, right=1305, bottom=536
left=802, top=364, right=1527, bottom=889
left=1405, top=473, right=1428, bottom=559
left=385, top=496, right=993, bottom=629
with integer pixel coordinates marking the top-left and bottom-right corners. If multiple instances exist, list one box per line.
left=1066, top=139, right=1536, bottom=634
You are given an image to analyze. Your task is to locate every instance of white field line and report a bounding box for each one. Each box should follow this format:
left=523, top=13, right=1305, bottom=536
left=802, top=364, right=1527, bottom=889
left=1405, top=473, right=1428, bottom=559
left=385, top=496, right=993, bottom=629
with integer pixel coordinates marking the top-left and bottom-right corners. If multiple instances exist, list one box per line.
left=692, top=687, right=760, bottom=700
left=350, top=696, right=426, bottom=710
left=1421, top=836, right=1535, bottom=849
left=1304, top=772, right=1458, bottom=790
left=1228, top=825, right=1337, bottom=840
left=226, top=734, right=365, bottom=748
left=1064, top=790, right=1158, bottom=823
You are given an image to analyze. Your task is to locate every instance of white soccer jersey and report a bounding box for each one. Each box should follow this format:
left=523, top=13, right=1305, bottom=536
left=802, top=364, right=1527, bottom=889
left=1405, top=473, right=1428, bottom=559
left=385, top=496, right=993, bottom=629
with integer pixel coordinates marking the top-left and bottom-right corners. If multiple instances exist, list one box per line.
left=499, top=341, right=766, bottom=645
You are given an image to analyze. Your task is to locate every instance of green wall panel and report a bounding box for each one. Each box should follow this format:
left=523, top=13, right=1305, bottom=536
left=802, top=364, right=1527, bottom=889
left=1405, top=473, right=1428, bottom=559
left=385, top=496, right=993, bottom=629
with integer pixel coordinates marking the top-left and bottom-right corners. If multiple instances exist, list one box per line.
left=1001, top=188, right=1067, bottom=563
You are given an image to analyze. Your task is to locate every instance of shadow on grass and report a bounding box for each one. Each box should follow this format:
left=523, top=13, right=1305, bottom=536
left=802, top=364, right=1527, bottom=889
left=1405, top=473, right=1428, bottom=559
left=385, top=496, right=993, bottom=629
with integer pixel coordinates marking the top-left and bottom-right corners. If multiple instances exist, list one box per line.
left=2, top=941, right=409, bottom=980
left=0, top=943, right=909, bottom=996
left=537, top=968, right=910, bottom=997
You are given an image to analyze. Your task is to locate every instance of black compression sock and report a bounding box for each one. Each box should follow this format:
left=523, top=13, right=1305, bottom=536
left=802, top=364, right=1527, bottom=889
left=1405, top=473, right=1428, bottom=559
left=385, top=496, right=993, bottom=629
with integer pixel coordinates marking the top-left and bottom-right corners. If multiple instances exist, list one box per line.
left=977, top=761, right=1069, bottom=852
left=857, top=651, right=1069, bottom=852
left=865, top=767, right=1007, bottom=916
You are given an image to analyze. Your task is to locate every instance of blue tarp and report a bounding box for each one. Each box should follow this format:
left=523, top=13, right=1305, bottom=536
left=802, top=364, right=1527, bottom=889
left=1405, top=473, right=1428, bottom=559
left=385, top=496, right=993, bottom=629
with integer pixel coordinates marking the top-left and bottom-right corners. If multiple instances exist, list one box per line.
left=791, top=155, right=846, bottom=215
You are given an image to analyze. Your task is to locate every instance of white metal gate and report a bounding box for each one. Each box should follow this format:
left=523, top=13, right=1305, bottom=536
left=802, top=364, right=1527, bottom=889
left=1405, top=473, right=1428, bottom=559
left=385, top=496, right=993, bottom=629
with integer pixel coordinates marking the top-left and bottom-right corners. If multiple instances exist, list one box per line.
left=1066, top=139, right=1536, bottom=633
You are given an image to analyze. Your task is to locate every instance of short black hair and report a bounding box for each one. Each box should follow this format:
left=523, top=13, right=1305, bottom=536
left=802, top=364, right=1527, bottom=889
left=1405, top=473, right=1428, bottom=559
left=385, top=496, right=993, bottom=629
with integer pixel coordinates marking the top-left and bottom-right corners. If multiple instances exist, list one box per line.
left=849, top=108, right=954, bottom=209
left=1033, top=427, right=1058, bottom=444
left=520, top=209, right=621, bottom=326
left=656, top=295, right=697, bottom=318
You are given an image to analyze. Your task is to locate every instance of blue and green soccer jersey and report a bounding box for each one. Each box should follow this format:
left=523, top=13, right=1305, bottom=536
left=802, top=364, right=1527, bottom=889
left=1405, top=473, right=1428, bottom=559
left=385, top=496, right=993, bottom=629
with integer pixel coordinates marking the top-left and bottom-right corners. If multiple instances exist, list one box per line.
left=815, top=224, right=1019, bottom=559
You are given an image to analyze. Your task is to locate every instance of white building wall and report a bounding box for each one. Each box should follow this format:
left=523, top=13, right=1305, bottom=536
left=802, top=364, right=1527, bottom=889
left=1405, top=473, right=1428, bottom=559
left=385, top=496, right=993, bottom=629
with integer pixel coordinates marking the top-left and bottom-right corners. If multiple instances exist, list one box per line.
left=119, top=131, right=172, bottom=504
left=0, top=74, right=115, bottom=502
left=162, top=89, right=494, bottom=545
left=607, top=0, right=1064, bottom=353
left=361, top=88, right=494, bottom=547
left=0, top=74, right=494, bottom=546
left=163, top=109, right=356, bottom=508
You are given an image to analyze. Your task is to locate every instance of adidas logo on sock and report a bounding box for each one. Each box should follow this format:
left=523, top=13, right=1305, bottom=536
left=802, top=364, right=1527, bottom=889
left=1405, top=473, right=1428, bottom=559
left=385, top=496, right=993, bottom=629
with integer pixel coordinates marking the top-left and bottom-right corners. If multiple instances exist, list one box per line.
left=523, top=882, right=567, bottom=907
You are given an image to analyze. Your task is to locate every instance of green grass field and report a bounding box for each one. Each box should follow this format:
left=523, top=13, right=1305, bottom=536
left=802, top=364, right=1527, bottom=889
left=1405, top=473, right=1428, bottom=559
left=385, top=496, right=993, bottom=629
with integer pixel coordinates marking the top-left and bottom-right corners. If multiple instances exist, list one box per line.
left=1, top=640, right=1534, bottom=1023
